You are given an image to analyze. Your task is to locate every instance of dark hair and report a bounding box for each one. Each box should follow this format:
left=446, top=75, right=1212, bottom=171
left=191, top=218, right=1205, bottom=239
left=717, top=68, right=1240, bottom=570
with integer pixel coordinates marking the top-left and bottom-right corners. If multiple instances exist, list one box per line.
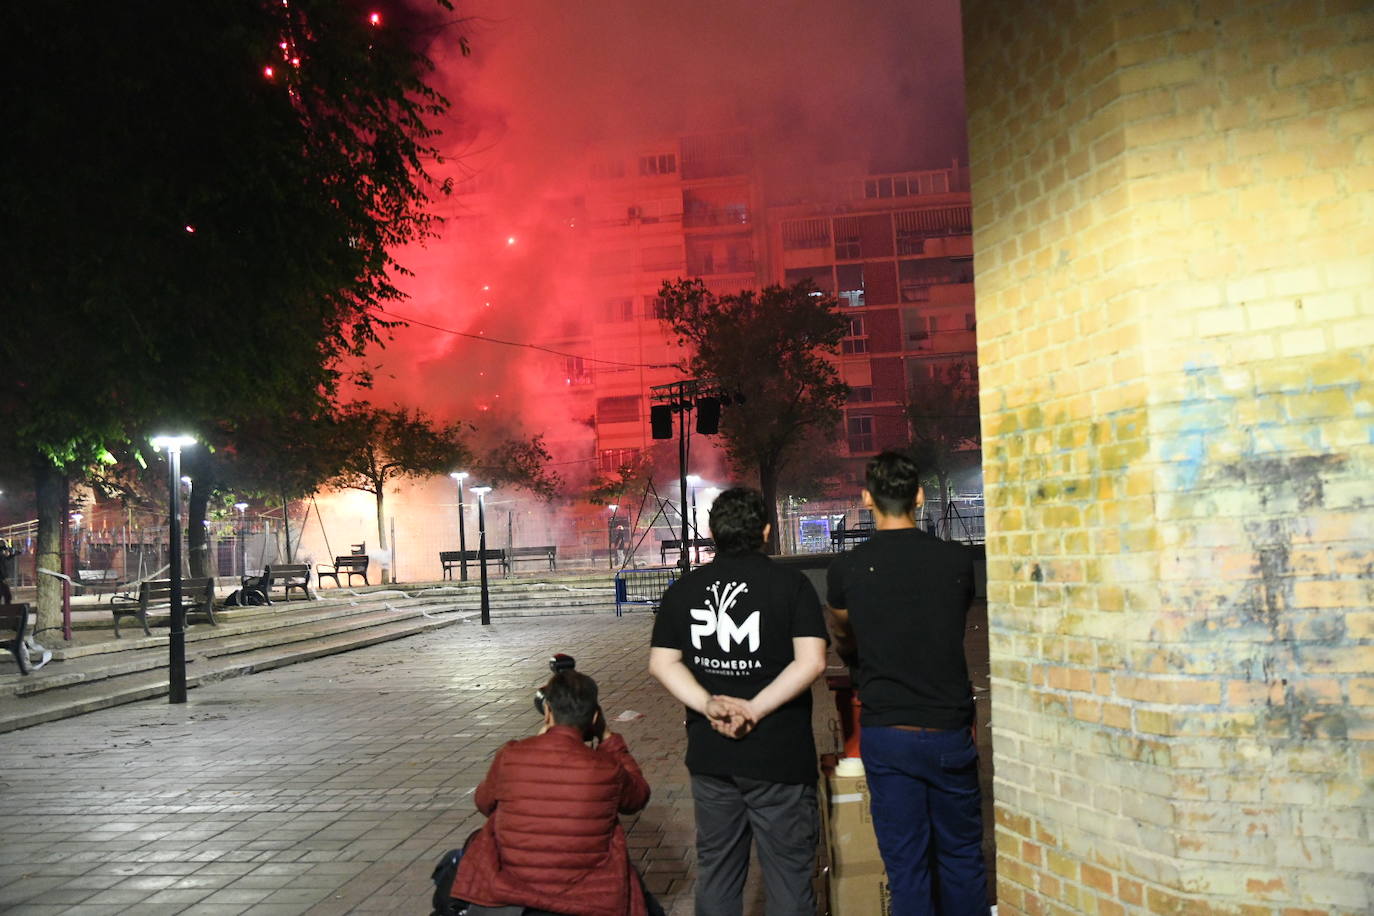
left=543, top=669, right=599, bottom=732
left=865, top=451, right=921, bottom=518
left=708, top=486, right=767, bottom=555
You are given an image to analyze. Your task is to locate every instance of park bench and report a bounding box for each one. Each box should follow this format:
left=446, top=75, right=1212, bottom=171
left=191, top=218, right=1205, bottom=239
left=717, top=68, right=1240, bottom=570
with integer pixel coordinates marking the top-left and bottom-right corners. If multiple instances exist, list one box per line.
left=243, top=563, right=314, bottom=603
left=659, top=538, right=715, bottom=565
left=75, top=568, right=123, bottom=599
left=110, top=577, right=217, bottom=638
left=439, top=549, right=508, bottom=579
left=508, top=546, right=557, bottom=571
left=1, top=603, right=34, bottom=675
left=317, top=554, right=370, bottom=588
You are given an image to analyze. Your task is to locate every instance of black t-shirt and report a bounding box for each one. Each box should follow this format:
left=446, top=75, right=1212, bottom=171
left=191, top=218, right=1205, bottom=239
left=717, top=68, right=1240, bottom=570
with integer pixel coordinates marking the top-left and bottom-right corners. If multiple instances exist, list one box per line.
left=826, top=527, right=975, bottom=729
left=652, top=551, right=828, bottom=784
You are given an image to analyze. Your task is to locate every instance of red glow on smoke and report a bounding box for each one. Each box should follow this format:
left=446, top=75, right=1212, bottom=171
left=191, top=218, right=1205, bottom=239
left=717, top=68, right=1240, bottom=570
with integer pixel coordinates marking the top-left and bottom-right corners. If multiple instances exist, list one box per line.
left=345, top=0, right=967, bottom=499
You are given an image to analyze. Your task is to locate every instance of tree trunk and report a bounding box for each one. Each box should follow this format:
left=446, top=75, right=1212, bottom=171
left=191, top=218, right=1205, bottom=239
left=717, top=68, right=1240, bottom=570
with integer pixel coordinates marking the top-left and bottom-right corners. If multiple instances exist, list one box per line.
left=375, top=487, right=388, bottom=550
left=187, top=481, right=211, bottom=578
left=32, top=457, right=66, bottom=642
left=758, top=461, right=780, bottom=556
left=280, top=488, right=294, bottom=562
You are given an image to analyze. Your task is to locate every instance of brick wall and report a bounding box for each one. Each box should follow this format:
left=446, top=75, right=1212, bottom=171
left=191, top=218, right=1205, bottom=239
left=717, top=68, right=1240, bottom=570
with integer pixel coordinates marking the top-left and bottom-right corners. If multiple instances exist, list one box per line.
left=963, top=1, right=1373, bottom=913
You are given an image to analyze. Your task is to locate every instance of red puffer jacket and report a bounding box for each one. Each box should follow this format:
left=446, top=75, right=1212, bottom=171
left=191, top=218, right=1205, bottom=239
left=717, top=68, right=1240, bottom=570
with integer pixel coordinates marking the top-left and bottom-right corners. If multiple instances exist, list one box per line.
left=451, top=725, right=652, bottom=916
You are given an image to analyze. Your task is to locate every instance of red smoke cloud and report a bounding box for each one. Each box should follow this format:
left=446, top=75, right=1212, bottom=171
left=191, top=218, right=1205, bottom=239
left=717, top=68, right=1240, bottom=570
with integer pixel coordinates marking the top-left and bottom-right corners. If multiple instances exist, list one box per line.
left=350, top=0, right=968, bottom=473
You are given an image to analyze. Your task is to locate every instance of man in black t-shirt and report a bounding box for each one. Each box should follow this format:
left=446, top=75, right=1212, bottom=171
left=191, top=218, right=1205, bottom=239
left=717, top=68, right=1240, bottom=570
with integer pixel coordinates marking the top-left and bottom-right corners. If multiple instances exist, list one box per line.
left=826, top=452, right=987, bottom=916
left=650, top=487, right=828, bottom=916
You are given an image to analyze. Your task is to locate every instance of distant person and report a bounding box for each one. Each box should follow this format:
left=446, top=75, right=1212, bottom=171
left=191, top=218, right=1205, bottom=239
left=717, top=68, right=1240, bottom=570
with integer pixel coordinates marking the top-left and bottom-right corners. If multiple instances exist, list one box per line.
left=0, top=538, right=18, bottom=604
left=649, top=486, right=828, bottom=916
left=448, top=668, right=661, bottom=916
left=826, top=451, right=986, bottom=915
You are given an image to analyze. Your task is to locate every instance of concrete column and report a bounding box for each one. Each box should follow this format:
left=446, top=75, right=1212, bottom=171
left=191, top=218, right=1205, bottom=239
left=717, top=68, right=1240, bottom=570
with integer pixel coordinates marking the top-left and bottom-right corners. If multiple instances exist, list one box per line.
left=963, top=1, right=1373, bottom=912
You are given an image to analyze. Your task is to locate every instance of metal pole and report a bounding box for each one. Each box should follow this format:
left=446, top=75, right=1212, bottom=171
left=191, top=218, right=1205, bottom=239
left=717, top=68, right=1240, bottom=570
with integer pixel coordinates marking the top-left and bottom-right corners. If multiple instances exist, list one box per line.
left=477, top=492, right=490, bottom=625
left=692, top=485, right=701, bottom=564
left=458, top=483, right=468, bottom=581
left=168, top=448, right=187, bottom=704
left=678, top=389, right=690, bottom=576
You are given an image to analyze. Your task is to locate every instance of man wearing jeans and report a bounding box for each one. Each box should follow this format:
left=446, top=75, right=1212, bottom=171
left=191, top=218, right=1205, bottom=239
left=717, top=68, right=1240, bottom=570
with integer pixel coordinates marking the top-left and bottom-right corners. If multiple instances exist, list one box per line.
left=826, top=451, right=987, bottom=916
left=650, top=487, right=828, bottom=915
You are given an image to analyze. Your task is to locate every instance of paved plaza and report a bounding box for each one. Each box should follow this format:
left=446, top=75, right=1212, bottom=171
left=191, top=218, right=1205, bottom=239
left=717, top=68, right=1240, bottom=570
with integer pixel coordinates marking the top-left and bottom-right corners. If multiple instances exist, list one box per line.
left=0, top=612, right=786, bottom=915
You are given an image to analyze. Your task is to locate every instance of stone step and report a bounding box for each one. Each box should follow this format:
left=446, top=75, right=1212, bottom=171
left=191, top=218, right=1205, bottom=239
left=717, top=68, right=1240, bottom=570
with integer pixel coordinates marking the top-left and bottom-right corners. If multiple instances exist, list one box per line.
left=0, top=607, right=474, bottom=734
left=0, top=575, right=629, bottom=734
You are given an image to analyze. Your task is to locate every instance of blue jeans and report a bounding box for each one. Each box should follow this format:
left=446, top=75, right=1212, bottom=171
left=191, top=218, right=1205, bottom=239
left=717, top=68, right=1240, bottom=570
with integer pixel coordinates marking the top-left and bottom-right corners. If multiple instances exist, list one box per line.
left=860, top=725, right=987, bottom=916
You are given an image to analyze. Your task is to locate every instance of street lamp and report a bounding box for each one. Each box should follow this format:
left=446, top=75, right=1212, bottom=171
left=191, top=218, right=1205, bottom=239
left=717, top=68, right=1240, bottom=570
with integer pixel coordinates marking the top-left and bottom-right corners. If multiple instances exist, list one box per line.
left=234, top=502, right=248, bottom=578
left=608, top=504, right=620, bottom=570
left=686, top=475, right=705, bottom=564
left=470, top=485, right=492, bottom=625
left=151, top=434, right=196, bottom=704
left=449, top=471, right=470, bottom=581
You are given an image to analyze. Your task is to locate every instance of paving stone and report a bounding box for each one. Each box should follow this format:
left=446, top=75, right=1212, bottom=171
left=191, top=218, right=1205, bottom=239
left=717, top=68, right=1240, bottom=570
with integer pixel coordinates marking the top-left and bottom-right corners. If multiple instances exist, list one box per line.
left=0, top=611, right=972, bottom=914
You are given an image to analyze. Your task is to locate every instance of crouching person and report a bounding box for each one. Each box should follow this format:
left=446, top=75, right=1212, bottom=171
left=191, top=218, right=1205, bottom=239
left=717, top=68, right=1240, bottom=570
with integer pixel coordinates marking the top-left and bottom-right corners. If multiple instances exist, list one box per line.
left=449, top=668, right=663, bottom=916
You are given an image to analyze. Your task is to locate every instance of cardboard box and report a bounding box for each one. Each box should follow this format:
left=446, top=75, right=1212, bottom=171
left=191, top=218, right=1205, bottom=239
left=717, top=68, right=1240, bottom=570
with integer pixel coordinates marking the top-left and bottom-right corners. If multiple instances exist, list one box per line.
left=819, top=755, right=891, bottom=916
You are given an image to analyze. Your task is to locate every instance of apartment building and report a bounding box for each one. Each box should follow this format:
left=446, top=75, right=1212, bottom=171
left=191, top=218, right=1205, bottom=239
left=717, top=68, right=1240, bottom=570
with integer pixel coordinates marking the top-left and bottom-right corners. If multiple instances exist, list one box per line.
left=452, top=132, right=976, bottom=491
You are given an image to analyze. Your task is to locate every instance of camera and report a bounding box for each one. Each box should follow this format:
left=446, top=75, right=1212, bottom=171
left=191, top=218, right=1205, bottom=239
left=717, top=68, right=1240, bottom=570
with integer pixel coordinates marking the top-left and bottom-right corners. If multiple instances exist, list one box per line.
left=533, top=653, right=576, bottom=716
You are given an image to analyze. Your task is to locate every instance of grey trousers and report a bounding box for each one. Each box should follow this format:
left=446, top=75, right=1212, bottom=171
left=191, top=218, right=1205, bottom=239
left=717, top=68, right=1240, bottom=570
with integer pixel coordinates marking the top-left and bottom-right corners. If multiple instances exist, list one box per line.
left=690, top=773, right=818, bottom=916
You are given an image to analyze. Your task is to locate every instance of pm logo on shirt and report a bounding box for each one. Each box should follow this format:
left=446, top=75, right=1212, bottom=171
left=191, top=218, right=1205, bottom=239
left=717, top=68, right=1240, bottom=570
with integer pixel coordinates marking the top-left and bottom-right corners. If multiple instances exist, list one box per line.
left=690, top=580, right=760, bottom=653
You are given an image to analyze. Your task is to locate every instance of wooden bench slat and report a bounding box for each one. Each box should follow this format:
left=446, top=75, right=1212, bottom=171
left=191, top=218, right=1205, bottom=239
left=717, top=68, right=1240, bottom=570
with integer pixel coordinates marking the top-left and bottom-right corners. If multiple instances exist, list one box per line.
left=110, top=578, right=216, bottom=638
left=317, top=555, right=369, bottom=588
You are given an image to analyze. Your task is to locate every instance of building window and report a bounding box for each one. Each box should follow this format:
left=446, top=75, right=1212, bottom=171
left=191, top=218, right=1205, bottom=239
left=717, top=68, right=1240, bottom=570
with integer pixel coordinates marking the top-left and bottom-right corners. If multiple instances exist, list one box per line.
left=646, top=296, right=670, bottom=319
left=896, top=230, right=925, bottom=256
left=563, top=356, right=589, bottom=383
left=598, top=447, right=640, bottom=473
left=591, top=159, right=626, bottom=180
left=847, top=386, right=874, bottom=403
left=836, top=264, right=865, bottom=307
left=785, top=266, right=834, bottom=294
left=834, top=216, right=861, bottom=260
left=639, top=153, right=677, bottom=176
left=602, top=297, right=635, bottom=322
left=846, top=415, right=874, bottom=453
left=841, top=315, right=868, bottom=354
left=904, top=312, right=937, bottom=350
left=781, top=218, right=831, bottom=250
left=596, top=396, right=641, bottom=424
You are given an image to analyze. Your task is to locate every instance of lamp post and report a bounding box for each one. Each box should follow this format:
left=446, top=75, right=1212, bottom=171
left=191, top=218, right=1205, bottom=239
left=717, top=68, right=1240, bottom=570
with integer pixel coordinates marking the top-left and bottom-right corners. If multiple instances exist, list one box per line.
left=151, top=434, right=196, bottom=704
left=234, top=502, right=248, bottom=578
left=470, top=485, right=492, bottom=625
left=608, top=504, right=619, bottom=570
left=449, top=471, right=470, bottom=581
left=686, top=475, right=704, bottom=564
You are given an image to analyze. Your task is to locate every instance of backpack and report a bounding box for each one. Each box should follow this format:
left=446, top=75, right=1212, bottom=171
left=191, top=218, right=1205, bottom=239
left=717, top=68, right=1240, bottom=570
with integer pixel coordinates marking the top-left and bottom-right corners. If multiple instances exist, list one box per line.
left=431, top=847, right=467, bottom=916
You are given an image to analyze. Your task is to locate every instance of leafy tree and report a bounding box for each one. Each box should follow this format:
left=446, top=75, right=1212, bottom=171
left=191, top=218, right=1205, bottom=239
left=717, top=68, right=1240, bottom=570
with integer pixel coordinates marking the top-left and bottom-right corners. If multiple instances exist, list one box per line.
left=325, top=404, right=560, bottom=552
left=905, top=360, right=982, bottom=504
left=657, top=279, right=850, bottom=553
left=4, top=2, right=460, bottom=636
left=182, top=410, right=353, bottom=573
left=326, top=405, right=473, bottom=551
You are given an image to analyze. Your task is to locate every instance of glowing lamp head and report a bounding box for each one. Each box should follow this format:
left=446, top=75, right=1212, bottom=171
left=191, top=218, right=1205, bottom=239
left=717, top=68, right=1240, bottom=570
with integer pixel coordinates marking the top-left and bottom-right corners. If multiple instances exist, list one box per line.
left=234, top=502, right=249, bottom=512
left=686, top=474, right=703, bottom=487
left=150, top=434, right=196, bottom=453
left=469, top=485, right=492, bottom=497
left=506, top=236, right=516, bottom=245
left=608, top=504, right=619, bottom=513
left=450, top=471, right=469, bottom=482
